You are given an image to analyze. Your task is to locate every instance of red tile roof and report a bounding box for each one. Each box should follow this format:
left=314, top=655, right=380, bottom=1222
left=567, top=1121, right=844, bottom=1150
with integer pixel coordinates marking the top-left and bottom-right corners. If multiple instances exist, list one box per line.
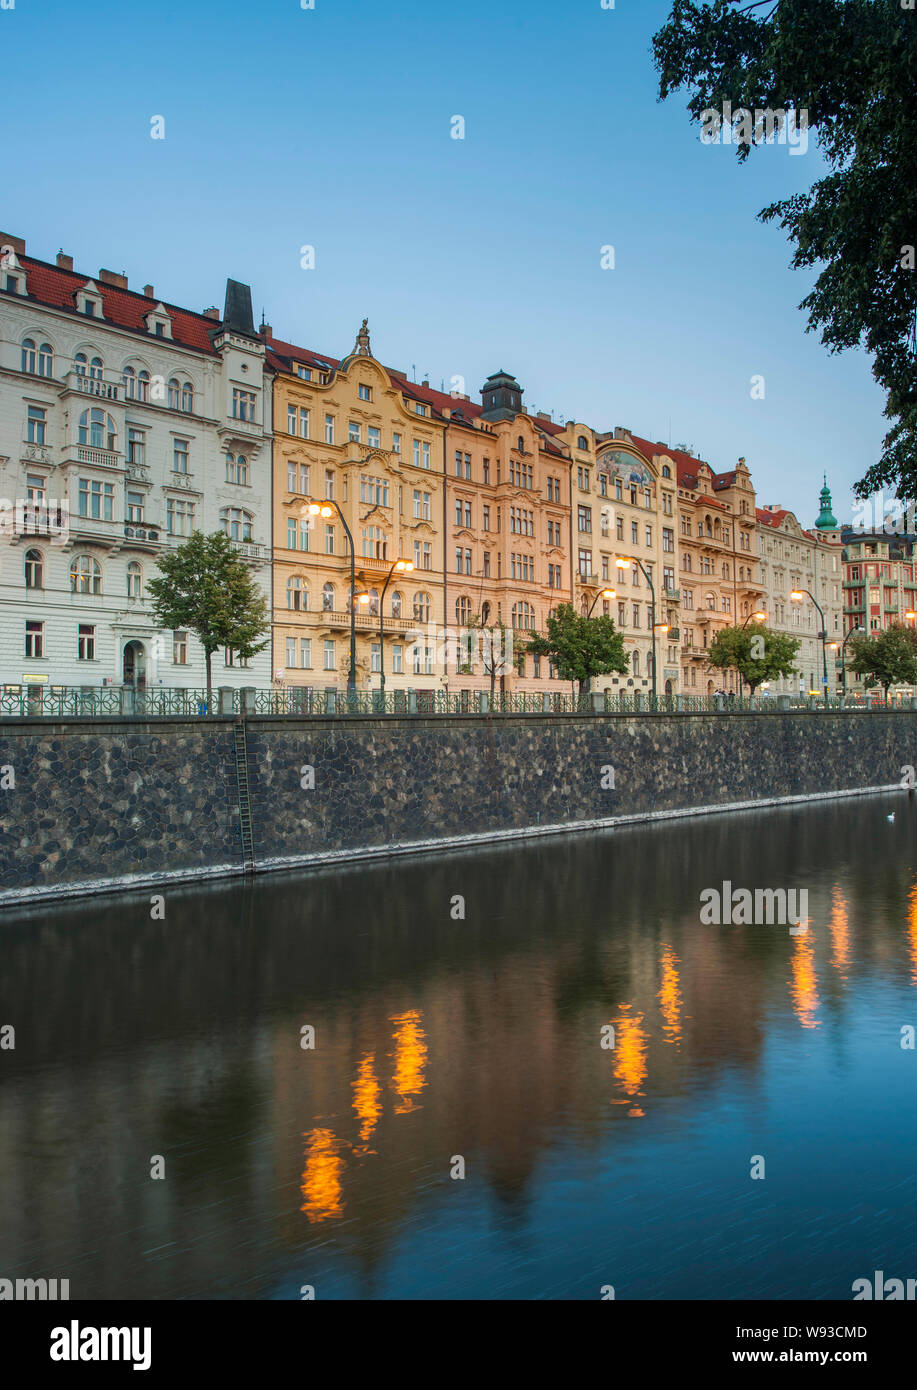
left=19, top=256, right=221, bottom=355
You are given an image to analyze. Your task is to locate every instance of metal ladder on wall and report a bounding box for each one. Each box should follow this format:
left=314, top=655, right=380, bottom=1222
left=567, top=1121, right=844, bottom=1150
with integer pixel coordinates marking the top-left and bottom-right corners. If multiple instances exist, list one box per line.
left=233, top=718, right=256, bottom=875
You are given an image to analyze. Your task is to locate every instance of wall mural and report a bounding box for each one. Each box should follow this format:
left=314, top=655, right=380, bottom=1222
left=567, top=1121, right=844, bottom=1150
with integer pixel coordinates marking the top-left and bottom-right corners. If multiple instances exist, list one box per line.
left=596, top=449, right=652, bottom=486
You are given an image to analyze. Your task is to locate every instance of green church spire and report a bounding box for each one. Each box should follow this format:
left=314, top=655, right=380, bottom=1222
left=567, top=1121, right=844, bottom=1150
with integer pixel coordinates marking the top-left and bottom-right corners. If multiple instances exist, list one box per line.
left=815, top=474, right=838, bottom=530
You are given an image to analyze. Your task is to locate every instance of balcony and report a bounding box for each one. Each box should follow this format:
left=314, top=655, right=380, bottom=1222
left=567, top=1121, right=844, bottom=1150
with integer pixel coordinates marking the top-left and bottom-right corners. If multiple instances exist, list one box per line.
left=577, top=571, right=601, bottom=585
left=76, top=444, right=121, bottom=469
left=662, top=587, right=680, bottom=603
left=123, top=524, right=163, bottom=551
left=62, top=370, right=122, bottom=402
left=229, top=540, right=270, bottom=562
left=321, top=610, right=413, bottom=633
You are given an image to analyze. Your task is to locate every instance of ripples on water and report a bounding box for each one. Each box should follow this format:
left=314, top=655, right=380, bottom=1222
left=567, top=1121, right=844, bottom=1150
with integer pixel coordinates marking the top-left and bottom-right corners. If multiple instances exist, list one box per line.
left=1, top=791, right=916, bottom=1300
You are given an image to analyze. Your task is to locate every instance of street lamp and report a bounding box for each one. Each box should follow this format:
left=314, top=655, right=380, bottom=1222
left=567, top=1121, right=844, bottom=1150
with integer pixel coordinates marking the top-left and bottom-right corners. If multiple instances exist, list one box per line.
left=378, top=557, right=413, bottom=692
left=306, top=498, right=360, bottom=696
left=741, top=610, right=767, bottom=629
left=616, top=557, right=658, bottom=702
left=790, top=589, right=829, bottom=708
left=586, top=587, right=616, bottom=618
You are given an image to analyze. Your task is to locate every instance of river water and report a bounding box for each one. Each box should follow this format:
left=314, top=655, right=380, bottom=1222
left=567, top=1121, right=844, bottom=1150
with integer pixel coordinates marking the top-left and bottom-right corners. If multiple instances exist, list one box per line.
left=2, top=791, right=916, bottom=1300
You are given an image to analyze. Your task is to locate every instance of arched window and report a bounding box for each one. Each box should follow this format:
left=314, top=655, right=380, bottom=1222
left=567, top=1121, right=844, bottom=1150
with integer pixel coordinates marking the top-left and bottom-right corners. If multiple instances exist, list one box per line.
left=24, top=548, right=43, bottom=589
left=137, top=370, right=150, bottom=402
left=126, top=562, right=143, bottom=598
left=577, top=435, right=588, bottom=450
left=21, top=339, right=36, bottom=373
left=662, top=464, right=671, bottom=478
left=368, top=587, right=380, bottom=616
left=413, top=591, right=431, bottom=623
left=517, top=435, right=525, bottom=452
left=122, top=366, right=136, bottom=397
left=235, top=456, right=248, bottom=485
left=89, top=357, right=103, bottom=380
left=286, top=576, right=307, bottom=611
left=220, top=507, right=253, bottom=542
left=74, top=352, right=87, bottom=376
left=38, top=343, right=53, bottom=376
left=391, top=590, right=403, bottom=619
left=181, top=382, right=193, bottom=412
left=455, top=595, right=472, bottom=626
left=322, top=582, right=335, bottom=612
left=78, top=409, right=116, bottom=450
left=70, top=555, right=101, bottom=595
left=168, top=378, right=180, bottom=409
left=706, top=592, right=716, bottom=611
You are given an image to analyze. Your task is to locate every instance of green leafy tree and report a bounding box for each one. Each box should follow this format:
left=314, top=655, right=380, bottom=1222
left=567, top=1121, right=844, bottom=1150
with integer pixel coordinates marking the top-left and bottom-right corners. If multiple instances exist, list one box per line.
left=653, top=0, right=917, bottom=503
left=847, top=623, right=917, bottom=701
left=527, top=602, right=629, bottom=697
left=146, top=531, right=270, bottom=699
left=707, top=624, right=799, bottom=696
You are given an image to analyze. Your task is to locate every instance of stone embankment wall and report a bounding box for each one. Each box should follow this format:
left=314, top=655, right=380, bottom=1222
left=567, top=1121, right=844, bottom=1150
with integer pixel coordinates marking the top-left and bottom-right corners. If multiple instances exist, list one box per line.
left=0, top=711, right=913, bottom=905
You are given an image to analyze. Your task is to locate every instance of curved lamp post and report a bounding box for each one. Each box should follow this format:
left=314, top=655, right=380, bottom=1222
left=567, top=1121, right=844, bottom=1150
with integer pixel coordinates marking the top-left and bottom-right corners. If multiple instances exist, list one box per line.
left=305, top=499, right=360, bottom=695
left=378, top=557, right=413, bottom=692
left=790, top=589, right=829, bottom=708
left=586, top=587, right=616, bottom=618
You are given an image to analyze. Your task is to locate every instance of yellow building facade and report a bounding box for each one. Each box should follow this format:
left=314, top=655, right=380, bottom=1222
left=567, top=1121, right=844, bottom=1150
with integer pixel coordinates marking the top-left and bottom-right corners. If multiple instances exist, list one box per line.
left=267, top=323, right=445, bottom=695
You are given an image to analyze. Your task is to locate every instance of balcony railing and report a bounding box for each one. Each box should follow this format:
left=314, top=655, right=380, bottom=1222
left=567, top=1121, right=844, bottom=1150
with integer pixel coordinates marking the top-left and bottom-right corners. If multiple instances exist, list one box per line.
left=76, top=444, right=121, bottom=469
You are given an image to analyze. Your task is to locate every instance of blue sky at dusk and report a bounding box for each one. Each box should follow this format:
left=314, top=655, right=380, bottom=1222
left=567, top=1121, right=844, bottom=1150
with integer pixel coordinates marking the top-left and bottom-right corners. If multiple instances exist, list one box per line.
left=3, top=0, right=885, bottom=525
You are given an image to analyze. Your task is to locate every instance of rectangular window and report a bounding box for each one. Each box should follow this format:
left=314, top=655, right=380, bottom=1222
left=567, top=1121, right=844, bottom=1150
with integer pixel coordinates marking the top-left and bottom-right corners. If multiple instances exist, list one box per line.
left=173, top=630, right=188, bottom=664
left=288, top=405, right=297, bottom=434
left=371, top=642, right=381, bottom=673
left=27, top=406, right=46, bottom=445
left=358, top=384, right=371, bottom=401
left=126, top=490, right=144, bottom=523
left=578, top=505, right=592, bottom=534
left=299, top=408, right=309, bottom=439
left=78, top=478, right=114, bottom=521
left=349, top=421, right=361, bottom=444
left=392, top=644, right=403, bottom=674
left=368, top=426, right=380, bottom=449
left=173, top=438, right=189, bottom=474
left=286, top=637, right=296, bottom=668
left=483, top=505, right=490, bottom=532
left=325, top=524, right=335, bottom=555
left=633, top=604, right=640, bottom=629
left=232, top=388, right=256, bottom=422
left=300, top=638, right=312, bottom=668
left=413, top=439, right=421, bottom=467
left=166, top=497, right=195, bottom=536
left=631, top=521, right=638, bottom=544
left=324, top=469, right=334, bottom=500
left=646, top=525, right=653, bottom=548
left=324, top=415, right=335, bottom=445
left=662, top=528, right=674, bottom=553
left=578, top=548, right=592, bottom=577
left=324, top=639, right=336, bottom=671
left=25, top=620, right=43, bottom=658
left=483, top=552, right=491, bottom=578
left=77, top=625, right=95, bottom=661
left=127, top=428, right=145, bottom=465
left=392, top=432, right=401, bottom=454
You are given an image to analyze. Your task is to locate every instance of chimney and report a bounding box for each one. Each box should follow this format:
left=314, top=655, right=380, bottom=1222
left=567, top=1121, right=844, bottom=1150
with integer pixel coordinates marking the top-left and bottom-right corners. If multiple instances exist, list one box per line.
left=143, top=284, right=155, bottom=298
left=202, top=306, right=220, bottom=321
left=56, top=251, right=73, bottom=271
left=98, top=268, right=128, bottom=289
left=537, top=411, right=551, bottom=421
left=421, top=378, right=430, bottom=388
left=0, top=232, right=26, bottom=256
left=613, top=426, right=631, bottom=440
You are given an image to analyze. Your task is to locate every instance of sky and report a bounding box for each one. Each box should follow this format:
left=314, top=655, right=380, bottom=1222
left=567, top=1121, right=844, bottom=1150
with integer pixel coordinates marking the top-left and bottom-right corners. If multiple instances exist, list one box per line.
left=2, top=0, right=887, bottom=527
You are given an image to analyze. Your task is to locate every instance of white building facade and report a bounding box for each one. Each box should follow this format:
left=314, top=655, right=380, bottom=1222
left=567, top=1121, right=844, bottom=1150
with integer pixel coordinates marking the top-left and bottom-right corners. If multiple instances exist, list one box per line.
left=756, top=500, right=843, bottom=696
left=0, top=231, right=273, bottom=693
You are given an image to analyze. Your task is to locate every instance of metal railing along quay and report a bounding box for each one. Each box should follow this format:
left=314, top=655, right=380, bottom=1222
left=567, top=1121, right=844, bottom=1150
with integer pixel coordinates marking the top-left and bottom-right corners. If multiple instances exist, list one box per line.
left=1, top=685, right=915, bottom=719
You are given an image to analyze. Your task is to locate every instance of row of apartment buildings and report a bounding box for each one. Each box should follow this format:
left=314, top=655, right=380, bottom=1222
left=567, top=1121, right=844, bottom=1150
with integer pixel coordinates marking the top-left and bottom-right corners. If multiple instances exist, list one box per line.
left=1, top=230, right=914, bottom=698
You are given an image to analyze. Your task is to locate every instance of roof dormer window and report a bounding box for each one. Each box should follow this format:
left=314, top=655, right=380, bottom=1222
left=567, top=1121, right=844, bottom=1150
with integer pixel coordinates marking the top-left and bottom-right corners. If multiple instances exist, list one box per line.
left=144, top=301, right=173, bottom=339
left=75, top=280, right=103, bottom=317
left=1, top=245, right=26, bottom=295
